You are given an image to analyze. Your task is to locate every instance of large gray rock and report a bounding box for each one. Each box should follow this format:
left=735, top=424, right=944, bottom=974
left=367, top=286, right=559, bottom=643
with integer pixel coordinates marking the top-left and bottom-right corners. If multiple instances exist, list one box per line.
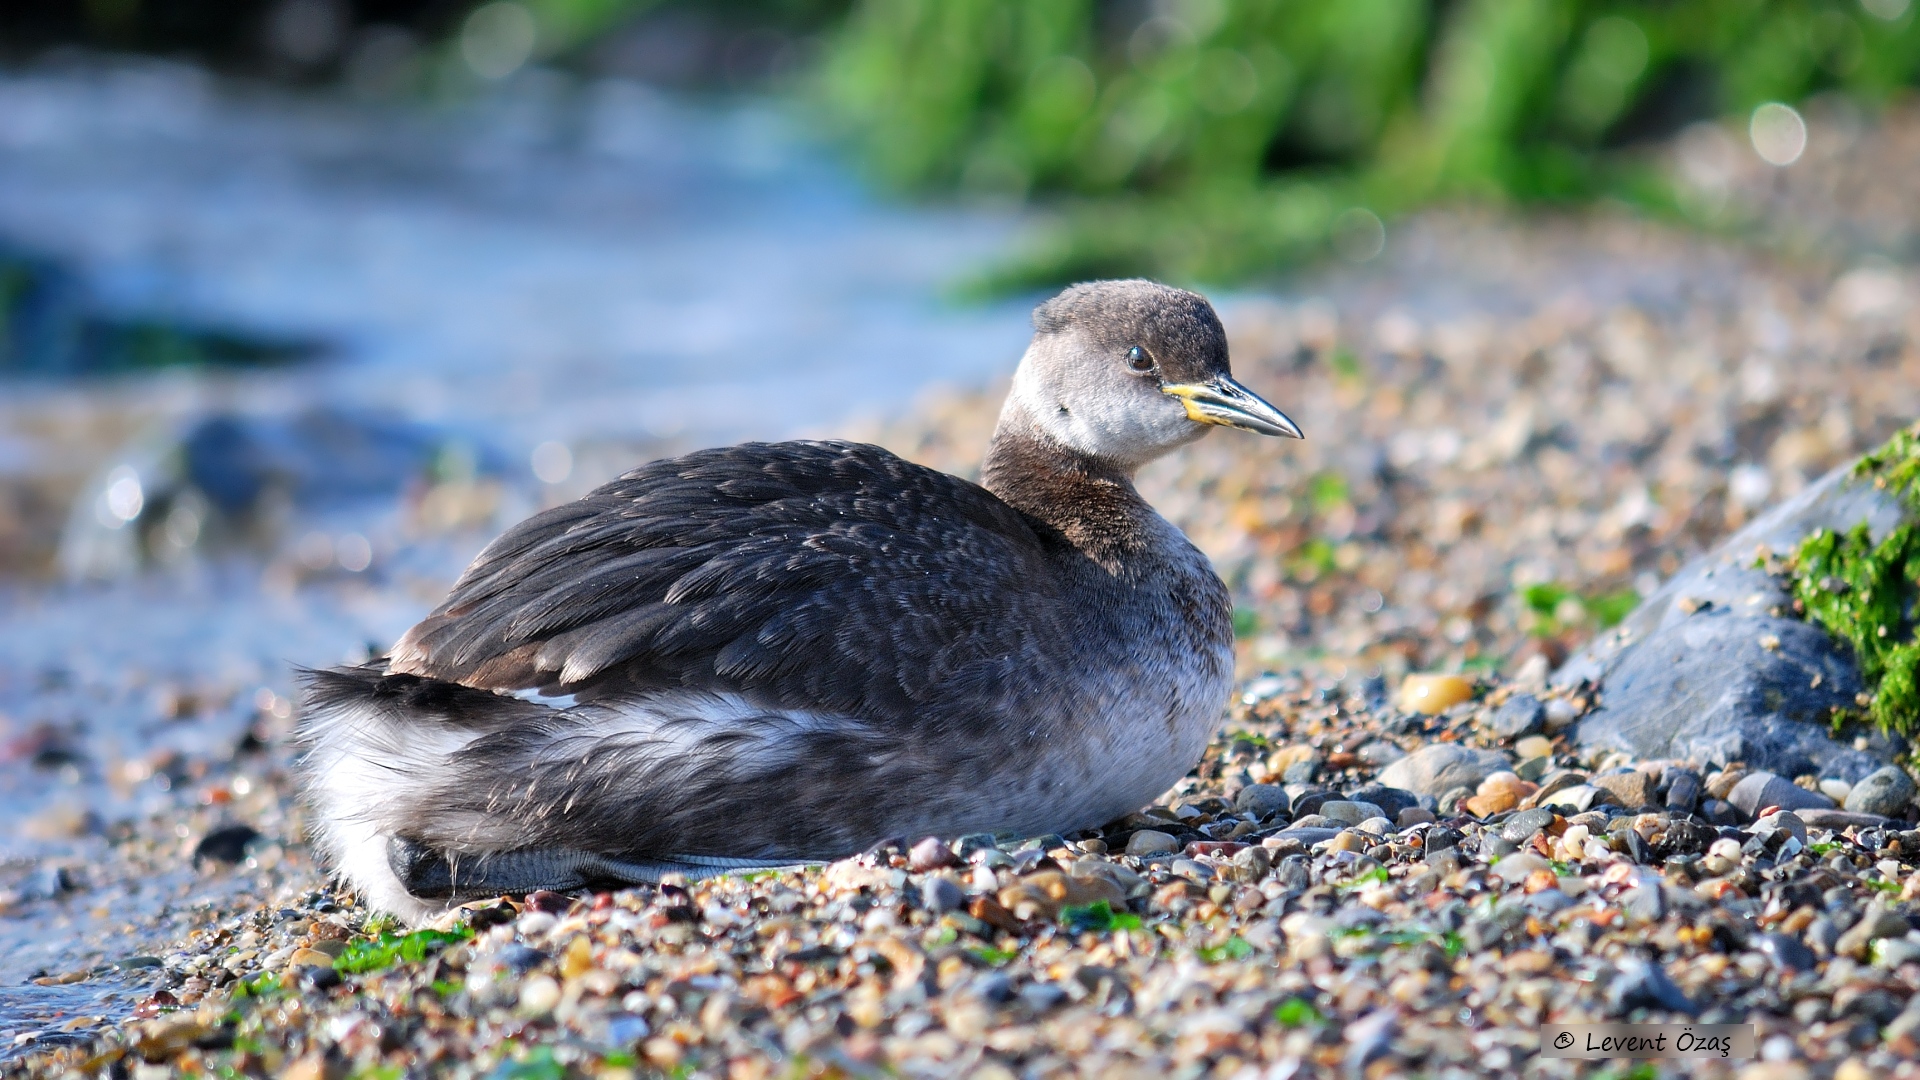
left=1558, top=462, right=1905, bottom=781
left=1376, top=744, right=1511, bottom=797
left=1845, top=766, right=1916, bottom=817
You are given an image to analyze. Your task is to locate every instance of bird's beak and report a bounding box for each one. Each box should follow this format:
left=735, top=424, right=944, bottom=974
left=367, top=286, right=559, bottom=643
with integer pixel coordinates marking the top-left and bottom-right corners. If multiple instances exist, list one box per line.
left=1161, top=376, right=1304, bottom=439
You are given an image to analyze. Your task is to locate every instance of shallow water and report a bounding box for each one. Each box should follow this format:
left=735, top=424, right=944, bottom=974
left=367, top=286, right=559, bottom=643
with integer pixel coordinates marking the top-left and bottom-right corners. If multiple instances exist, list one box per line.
left=0, top=56, right=1034, bottom=1050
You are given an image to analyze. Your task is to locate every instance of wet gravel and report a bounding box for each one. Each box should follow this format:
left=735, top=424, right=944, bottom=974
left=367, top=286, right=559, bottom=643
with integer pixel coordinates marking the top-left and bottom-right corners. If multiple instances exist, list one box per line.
left=9, top=110, right=1920, bottom=1078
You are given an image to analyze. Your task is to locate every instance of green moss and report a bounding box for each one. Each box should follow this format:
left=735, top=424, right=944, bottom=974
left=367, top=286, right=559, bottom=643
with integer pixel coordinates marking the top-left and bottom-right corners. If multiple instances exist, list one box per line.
left=1789, top=423, right=1920, bottom=737
left=1195, top=936, right=1255, bottom=964
left=333, top=925, right=475, bottom=976
left=1058, top=900, right=1141, bottom=933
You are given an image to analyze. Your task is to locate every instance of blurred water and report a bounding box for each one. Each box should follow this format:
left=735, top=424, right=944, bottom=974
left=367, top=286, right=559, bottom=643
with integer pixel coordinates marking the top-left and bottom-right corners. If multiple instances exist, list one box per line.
left=0, top=57, right=1030, bottom=445
left=0, top=55, right=1032, bottom=1051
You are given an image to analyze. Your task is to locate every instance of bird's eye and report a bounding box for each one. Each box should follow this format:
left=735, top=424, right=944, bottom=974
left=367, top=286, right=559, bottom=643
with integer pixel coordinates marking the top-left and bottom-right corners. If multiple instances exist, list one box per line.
left=1126, top=345, right=1155, bottom=373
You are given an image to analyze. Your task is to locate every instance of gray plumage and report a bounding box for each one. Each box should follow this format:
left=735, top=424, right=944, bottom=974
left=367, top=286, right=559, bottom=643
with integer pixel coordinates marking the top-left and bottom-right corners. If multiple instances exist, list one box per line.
left=297, top=279, right=1301, bottom=921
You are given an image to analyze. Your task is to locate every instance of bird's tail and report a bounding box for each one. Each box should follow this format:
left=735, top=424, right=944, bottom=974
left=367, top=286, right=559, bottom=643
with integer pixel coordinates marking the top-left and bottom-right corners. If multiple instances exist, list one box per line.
left=296, top=666, right=847, bottom=923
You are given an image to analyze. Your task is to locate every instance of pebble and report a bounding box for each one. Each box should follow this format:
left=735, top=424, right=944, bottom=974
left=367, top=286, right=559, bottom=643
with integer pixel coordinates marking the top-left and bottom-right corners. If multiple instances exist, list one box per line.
left=908, top=836, right=961, bottom=871
left=1797, top=809, right=1891, bottom=829
left=1316, top=800, right=1386, bottom=825
left=517, top=975, right=562, bottom=1017
left=1835, top=906, right=1910, bottom=960
left=1589, top=770, right=1656, bottom=809
left=1729, top=772, right=1834, bottom=816
left=1844, top=765, right=1916, bottom=817
left=1499, top=808, right=1557, bottom=844
left=192, top=824, right=261, bottom=866
left=1490, top=852, right=1549, bottom=884
left=286, top=948, right=334, bottom=970
left=1486, top=694, right=1544, bottom=738
left=1232, top=783, right=1289, bottom=819
left=1344, top=784, right=1420, bottom=819
left=1376, top=744, right=1511, bottom=797
left=18, top=865, right=75, bottom=901
left=1398, top=673, right=1473, bottom=714
left=1664, top=768, right=1701, bottom=813
left=1512, top=734, right=1553, bottom=762
left=920, top=876, right=965, bottom=914
left=1606, top=957, right=1698, bottom=1016
left=1755, top=933, right=1818, bottom=974
left=1124, top=830, right=1178, bottom=856
left=1751, top=810, right=1808, bottom=846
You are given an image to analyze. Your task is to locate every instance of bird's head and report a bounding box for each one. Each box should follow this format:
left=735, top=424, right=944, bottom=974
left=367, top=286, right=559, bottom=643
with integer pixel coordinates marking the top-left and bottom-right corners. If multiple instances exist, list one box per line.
left=1010, top=279, right=1302, bottom=470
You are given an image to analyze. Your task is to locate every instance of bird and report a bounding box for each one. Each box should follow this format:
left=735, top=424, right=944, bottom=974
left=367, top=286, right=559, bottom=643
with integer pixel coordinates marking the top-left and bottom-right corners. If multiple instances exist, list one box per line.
left=297, top=279, right=1301, bottom=922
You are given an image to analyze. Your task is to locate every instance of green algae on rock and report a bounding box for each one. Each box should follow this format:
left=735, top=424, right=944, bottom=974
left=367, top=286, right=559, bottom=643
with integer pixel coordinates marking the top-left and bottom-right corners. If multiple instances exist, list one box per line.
left=1791, top=423, right=1920, bottom=738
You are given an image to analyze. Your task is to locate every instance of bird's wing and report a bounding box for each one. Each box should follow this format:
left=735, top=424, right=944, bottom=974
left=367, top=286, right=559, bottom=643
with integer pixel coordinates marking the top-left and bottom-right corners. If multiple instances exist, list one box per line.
left=387, top=440, right=1071, bottom=724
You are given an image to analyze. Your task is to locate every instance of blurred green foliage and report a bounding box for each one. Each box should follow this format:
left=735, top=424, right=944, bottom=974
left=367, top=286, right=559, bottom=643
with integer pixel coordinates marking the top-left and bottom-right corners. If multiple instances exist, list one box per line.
left=818, top=0, right=1920, bottom=288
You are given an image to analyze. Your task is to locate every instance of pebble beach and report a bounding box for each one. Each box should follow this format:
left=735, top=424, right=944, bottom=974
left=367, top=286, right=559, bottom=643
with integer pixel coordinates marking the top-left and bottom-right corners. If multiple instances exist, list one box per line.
left=8, top=102, right=1920, bottom=1080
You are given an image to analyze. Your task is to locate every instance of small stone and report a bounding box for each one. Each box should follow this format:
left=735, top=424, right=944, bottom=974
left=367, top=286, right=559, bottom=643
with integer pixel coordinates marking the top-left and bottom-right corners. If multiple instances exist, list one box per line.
left=1266, top=745, right=1317, bottom=781
left=1541, top=784, right=1601, bottom=812
left=1270, top=827, right=1339, bottom=848
left=1355, top=740, right=1405, bottom=767
left=1021, top=983, right=1067, bottom=1012
left=1289, top=814, right=1337, bottom=829
left=1835, top=906, right=1909, bottom=960
left=1232, top=784, right=1289, bottom=819
left=1590, top=770, right=1656, bottom=809
left=920, top=875, right=964, bottom=914
left=1874, top=937, right=1920, bottom=969
left=1805, top=918, right=1839, bottom=958
left=1316, top=800, right=1387, bottom=825
left=1476, top=771, right=1527, bottom=796
left=1487, top=694, right=1545, bottom=738
left=1168, top=858, right=1213, bottom=882
left=286, top=948, right=333, bottom=970
left=1844, top=765, right=1916, bottom=817
left=1513, top=734, right=1553, bottom=762
left=518, top=974, right=562, bottom=1017
left=1705, top=769, right=1746, bottom=800
left=1344, top=784, right=1420, bottom=819
left=1324, top=831, right=1367, bottom=853
left=1542, top=698, right=1579, bottom=731
left=1376, top=744, right=1512, bottom=797
left=193, top=824, right=261, bottom=866
left=1754, top=933, right=1817, bottom=974
left=1751, top=810, right=1807, bottom=846
left=1490, top=853, right=1550, bottom=884
left=1399, top=673, right=1474, bottom=714
left=19, top=865, right=75, bottom=901
left=495, top=944, right=547, bottom=975
left=1606, top=957, right=1697, bottom=1016
left=605, top=1013, right=651, bottom=1048
left=1397, top=806, right=1435, bottom=827
left=1124, top=830, right=1178, bottom=857
left=953, top=834, right=999, bottom=859
left=1500, top=808, right=1558, bottom=845
left=1702, top=798, right=1745, bottom=825
left=1819, top=778, right=1853, bottom=803
left=1464, top=791, right=1517, bottom=817
left=1729, top=771, right=1834, bottom=816
left=1664, top=769, right=1702, bottom=813
left=1796, top=809, right=1891, bottom=830
left=908, top=836, right=960, bottom=871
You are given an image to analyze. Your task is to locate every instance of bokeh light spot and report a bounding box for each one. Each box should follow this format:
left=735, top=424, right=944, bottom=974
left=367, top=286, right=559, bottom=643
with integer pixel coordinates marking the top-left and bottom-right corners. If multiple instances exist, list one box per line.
left=462, top=2, right=537, bottom=81
left=1332, top=208, right=1385, bottom=262
left=531, top=440, right=573, bottom=484
left=1749, top=102, right=1807, bottom=166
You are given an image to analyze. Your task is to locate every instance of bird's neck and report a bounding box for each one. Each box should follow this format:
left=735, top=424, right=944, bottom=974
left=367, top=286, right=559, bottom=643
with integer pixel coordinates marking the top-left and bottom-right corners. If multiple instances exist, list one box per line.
left=981, top=400, right=1160, bottom=570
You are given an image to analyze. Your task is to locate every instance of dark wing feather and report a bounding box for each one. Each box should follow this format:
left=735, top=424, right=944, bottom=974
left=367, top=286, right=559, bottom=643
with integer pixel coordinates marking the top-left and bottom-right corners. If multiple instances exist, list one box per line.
left=389, top=441, right=1071, bottom=726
